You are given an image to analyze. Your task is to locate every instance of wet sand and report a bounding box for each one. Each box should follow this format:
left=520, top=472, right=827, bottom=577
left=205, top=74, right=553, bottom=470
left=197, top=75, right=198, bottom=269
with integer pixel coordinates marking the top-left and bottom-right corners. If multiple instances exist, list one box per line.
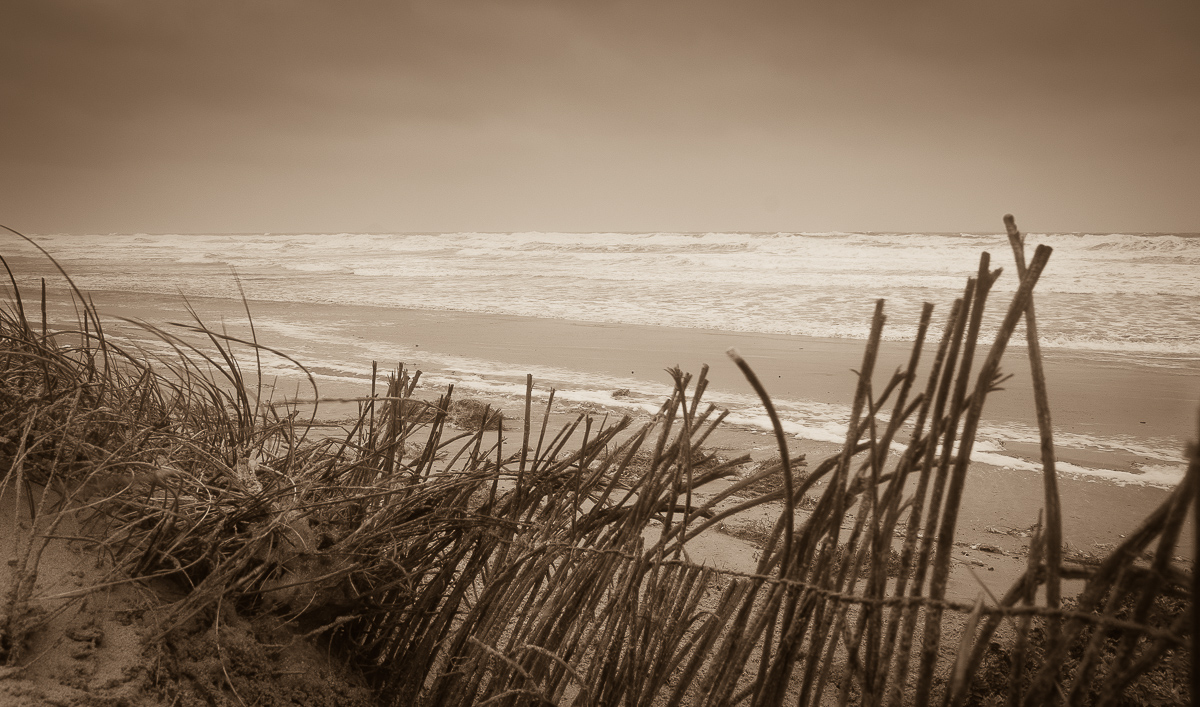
left=45, top=287, right=1200, bottom=600
left=76, top=288, right=1200, bottom=442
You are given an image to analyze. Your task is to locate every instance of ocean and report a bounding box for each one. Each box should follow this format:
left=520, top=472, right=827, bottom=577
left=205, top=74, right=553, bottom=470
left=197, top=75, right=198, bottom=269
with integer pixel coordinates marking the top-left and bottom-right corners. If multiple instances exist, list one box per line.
left=4, top=230, right=1198, bottom=487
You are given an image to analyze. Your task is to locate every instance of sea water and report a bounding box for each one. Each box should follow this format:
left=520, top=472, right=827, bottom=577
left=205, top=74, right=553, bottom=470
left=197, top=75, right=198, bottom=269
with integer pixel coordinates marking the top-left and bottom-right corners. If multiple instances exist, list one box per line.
left=5, top=230, right=1198, bottom=486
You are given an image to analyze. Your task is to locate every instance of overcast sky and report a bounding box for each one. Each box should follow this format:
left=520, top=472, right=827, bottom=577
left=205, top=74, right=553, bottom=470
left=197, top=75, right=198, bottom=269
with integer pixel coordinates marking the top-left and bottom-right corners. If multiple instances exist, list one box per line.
left=2, top=1, right=1198, bottom=234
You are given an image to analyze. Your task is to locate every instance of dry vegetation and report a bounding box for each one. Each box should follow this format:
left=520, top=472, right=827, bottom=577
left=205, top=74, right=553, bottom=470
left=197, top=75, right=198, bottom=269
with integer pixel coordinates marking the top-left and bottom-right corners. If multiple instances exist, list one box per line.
left=1, top=218, right=1195, bottom=705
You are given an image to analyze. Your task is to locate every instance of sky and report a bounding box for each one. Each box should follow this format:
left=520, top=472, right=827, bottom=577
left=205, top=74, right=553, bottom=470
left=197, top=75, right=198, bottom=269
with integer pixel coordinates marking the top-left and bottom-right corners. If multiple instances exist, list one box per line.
left=2, top=0, right=1198, bottom=235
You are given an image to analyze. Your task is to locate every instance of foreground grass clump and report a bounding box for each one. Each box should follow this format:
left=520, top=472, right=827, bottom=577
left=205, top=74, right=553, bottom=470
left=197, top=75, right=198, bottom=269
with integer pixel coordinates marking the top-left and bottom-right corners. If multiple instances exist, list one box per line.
left=1, top=218, right=1195, bottom=706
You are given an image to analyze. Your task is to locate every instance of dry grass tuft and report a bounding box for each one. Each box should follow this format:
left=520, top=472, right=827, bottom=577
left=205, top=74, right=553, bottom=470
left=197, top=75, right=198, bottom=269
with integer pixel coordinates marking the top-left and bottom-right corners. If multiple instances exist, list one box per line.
left=447, top=398, right=504, bottom=431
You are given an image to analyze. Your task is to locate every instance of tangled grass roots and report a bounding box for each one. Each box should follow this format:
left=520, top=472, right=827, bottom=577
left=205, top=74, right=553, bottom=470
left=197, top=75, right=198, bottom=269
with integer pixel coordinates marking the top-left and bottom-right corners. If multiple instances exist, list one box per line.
left=1, top=223, right=1194, bottom=706
left=447, top=398, right=504, bottom=431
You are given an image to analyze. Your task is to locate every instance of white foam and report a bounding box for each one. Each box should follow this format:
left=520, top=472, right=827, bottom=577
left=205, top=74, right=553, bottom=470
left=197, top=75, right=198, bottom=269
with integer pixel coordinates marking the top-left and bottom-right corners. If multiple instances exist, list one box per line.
left=281, top=261, right=349, bottom=273
left=174, top=254, right=225, bottom=264
left=83, top=300, right=1192, bottom=491
left=968, top=451, right=1184, bottom=489
left=722, top=412, right=849, bottom=444
left=23, top=231, right=1200, bottom=361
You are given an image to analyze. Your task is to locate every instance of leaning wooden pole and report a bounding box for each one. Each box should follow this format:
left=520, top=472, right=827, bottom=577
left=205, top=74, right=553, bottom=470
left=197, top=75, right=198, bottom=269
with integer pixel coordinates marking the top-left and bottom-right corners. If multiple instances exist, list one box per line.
left=1005, top=214, right=1063, bottom=642
left=915, top=244, right=1053, bottom=705
left=1192, top=407, right=1200, bottom=707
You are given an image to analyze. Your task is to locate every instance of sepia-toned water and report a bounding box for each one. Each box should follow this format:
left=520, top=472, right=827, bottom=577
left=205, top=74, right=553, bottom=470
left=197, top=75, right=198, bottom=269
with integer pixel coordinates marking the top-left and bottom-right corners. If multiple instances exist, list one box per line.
left=18, top=231, right=1200, bottom=362
left=5, top=230, right=1198, bottom=487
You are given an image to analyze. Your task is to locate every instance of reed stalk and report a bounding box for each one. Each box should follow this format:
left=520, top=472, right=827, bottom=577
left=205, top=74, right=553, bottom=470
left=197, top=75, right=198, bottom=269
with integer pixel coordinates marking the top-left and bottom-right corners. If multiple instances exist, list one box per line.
left=1006, top=214, right=1063, bottom=646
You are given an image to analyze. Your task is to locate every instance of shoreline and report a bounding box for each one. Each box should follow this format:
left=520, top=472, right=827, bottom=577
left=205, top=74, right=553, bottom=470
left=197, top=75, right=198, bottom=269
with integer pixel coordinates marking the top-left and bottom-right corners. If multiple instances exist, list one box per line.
left=3, top=273, right=1194, bottom=704
left=73, top=286, right=1197, bottom=439
left=56, top=288, right=1194, bottom=574
left=70, top=285, right=1195, bottom=429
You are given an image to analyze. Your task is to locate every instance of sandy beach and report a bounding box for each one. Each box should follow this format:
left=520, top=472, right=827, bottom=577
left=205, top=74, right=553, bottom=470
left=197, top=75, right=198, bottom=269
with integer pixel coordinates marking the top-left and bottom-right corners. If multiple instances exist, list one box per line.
left=5, top=282, right=1194, bottom=705
left=60, top=287, right=1196, bottom=603
left=5, top=259, right=1195, bottom=705
left=78, top=288, right=1199, bottom=440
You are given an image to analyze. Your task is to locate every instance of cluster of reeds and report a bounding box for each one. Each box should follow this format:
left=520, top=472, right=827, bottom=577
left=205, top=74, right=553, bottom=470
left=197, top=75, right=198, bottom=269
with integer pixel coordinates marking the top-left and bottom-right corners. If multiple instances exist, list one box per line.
left=1, top=219, right=1194, bottom=705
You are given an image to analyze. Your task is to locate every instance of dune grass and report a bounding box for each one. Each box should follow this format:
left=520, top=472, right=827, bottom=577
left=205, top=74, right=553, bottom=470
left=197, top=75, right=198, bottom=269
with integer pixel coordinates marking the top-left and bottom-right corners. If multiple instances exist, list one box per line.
left=1, top=220, right=1194, bottom=705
